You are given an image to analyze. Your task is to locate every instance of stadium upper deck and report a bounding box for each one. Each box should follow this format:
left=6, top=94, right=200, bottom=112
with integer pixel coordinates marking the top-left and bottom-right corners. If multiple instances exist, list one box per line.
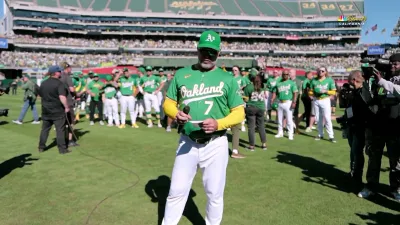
left=9, top=0, right=364, bottom=18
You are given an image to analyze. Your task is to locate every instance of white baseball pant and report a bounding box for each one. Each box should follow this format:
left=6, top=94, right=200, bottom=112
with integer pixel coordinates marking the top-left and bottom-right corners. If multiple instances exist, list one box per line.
left=277, top=100, right=294, bottom=135
left=135, top=99, right=145, bottom=117
left=157, top=91, right=163, bottom=106
left=162, top=134, right=229, bottom=225
left=105, top=98, right=120, bottom=126
left=314, top=97, right=334, bottom=138
left=119, top=95, right=137, bottom=125
left=311, top=99, right=319, bottom=123
left=144, top=92, right=160, bottom=114
left=80, top=101, right=85, bottom=111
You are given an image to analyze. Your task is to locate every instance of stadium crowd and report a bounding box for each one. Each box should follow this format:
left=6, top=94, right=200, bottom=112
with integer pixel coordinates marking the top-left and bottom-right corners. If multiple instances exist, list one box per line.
left=10, top=35, right=364, bottom=52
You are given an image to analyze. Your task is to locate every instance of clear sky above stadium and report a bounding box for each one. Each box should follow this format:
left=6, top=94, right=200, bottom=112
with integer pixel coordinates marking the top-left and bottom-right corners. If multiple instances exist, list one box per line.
left=360, top=0, right=399, bottom=44
left=0, top=0, right=4, bottom=18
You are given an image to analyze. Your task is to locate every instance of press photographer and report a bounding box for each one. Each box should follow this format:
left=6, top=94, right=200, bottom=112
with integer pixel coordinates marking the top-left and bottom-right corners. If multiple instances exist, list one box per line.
left=337, top=71, right=373, bottom=191
left=357, top=53, right=400, bottom=201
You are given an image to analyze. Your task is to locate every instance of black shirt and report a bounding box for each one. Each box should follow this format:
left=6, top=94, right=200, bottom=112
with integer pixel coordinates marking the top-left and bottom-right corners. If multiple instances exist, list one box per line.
left=39, top=77, right=67, bottom=120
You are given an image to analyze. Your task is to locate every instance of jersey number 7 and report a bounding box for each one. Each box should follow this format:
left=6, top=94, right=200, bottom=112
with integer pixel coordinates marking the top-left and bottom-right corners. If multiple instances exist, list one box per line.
left=204, top=101, right=214, bottom=115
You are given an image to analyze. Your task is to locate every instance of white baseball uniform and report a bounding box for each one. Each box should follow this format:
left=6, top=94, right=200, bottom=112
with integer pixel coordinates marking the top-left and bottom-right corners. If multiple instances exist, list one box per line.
left=105, top=98, right=120, bottom=126
left=120, top=95, right=137, bottom=125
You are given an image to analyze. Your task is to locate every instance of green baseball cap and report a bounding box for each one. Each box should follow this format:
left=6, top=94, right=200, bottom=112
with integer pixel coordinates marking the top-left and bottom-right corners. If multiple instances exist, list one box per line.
left=159, top=68, right=164, bottom=72
left=105, top=75, right=113, bottom=81
left=123, top=68, right=129, bottom=72
left=138, top=67, right=146, bottom=73
left=197, top=30, right=221, bottom=51
left=250, top=69, right=258, bottom=77
left=93, top=73, right=99, bottom=77
left=145, top=66, right=153, bottom=71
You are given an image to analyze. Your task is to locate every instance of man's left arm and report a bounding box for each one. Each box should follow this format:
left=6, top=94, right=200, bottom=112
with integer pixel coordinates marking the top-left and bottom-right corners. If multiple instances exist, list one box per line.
left=214, top=79, right=245, bottom=131
left=155, top=77, right=164, bottom=93
left=327, top=79, right=337, bottom=96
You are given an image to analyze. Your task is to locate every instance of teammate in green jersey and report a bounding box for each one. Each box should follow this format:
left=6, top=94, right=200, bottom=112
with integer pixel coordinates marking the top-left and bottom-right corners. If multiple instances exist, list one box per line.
left=309, top=67, right=336, bottom=142
left=157, top=68, right=168, bottom=118
left=271, top=70, right=298, bottom=140
left=266, top=70, right=282, bottom=122
left=162, top=30, right=245, bottom=225
left=87, top=74, right=105, bottom=125
left=115, top=68, right=139, bottom=128
left=301, top=71, right=315, bottom=132
left=243, top=72, right=267, bottom=151
left=135, top=67, right=145, bottom=118
left=140, top=66, right=164, bottom=128
left=103, top=75, right=120, bottom=127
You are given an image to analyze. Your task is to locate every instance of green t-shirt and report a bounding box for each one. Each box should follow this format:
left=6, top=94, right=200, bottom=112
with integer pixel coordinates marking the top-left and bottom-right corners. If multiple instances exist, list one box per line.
left=310, top=77, right=336, bottom=98
left=160, top=76, right=167, bottom=84
left=166, top=66, right=244, bottom=137
left=273, top=79, right=298, bottom=101
left=140, top=75, right=161, bottom=93
left=119, top=76, right=136, bottom=96
left=104, top=83, right=117, bottom=99
left=88, top=80, right=105, bottom=101
left=266, top=76, right=282, bottom=91
left=241, top=76, right=251, bottom=88
left=243, top=84, right=266, bottom=110
left=302, top=79, right=311, bottom=97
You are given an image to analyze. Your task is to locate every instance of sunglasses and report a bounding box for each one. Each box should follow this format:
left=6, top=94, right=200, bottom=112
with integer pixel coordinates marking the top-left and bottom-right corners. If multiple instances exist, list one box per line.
left=199, top=48, right=218, bottom=57
left=283, top=73, right=289, bottom=75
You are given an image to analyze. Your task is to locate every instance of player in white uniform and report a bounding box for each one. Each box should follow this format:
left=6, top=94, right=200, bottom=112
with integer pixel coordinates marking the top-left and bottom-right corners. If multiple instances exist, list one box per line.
left=103, top=75, right=120, bottom=126
left=115, top=68, right=139, bottom=128
left=135, top=67, right=146, bottom=118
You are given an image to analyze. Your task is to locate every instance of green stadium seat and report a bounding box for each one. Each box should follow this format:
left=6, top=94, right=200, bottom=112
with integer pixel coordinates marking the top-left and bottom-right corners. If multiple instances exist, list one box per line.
left=353, top=1, right=364, bottom=14
left=60, top=0, right=79, bottom=8
left=80, top=0, right=92, bottom=9
left=252, top=0, right=278, bottom=17
left=235, top=0, right=260, bottom=16
left=219, top=0, right=242, bottom=15
left=37, top=0, right=58, bottom=7
left=149, top=0, right=166, bottom=13
left=337, top=1, right=359, bottom=15
left=109, top=0, right=127, bottom=11
left=300, top=1, right=320, bottom=16
left=91, top=0, right=107, bottom=11
left=281, top=2, right=301, bottom=16
left=318, top=2, right=342, bottom=17
left=128, top=0, right=146, bottom=11
left=268, top=1, right=293, bottom=17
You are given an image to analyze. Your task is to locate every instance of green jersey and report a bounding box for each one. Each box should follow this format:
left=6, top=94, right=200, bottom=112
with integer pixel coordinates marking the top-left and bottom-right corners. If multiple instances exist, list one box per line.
left=302, top=79, right=312, bottom=97
left=166, top=66, right=244, bottom=137
left=119, top=76, right=136, bottom=96
left=266, top=76, right=282, bottom=91
left=273, top=79, right=298, bottom=101
left=243, top=84, right=267, bottom=110
left=160, top=76, right=167, bottom=84
left=140, top=75, right=161, bottom=93
left=241, top=76, right=251, bottom=88
left=88, top=80, right=105, bottom=101
left=104, top=83, right=117, bottom=99
left=310, top=77, right=336, bottom=98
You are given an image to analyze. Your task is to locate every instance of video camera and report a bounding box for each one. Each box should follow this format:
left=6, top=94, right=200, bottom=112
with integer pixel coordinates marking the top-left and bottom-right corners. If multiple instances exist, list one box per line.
left=0, top=86, right=10, bottom=95
left=0, top=108, right=9, bottom=117
left=338, top=83, right=354, bottom=109
left=360, top=50, right=392, bottom=79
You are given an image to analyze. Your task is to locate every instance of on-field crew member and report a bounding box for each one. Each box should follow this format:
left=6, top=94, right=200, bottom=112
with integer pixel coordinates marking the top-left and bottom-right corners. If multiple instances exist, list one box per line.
left=162, top=30, right=244, bottom=225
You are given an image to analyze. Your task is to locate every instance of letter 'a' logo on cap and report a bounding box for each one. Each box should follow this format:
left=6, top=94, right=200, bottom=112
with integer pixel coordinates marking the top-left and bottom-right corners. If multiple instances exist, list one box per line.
left=206, top=34, right=215, bottom=42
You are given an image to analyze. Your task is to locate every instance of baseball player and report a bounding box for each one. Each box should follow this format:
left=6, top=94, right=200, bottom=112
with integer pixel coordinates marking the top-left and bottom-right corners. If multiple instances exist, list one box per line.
left=135, top=67, right=146, bottom=118
left=266, top=70, right=282, bottom=123
left=271, top=70, right=298, bottom=140
left=309, top=67, right=336, bottom=143
left=157, top=68, right=168, bottom=106
left=115, top=68, right=139, bottom=128
left=162, top=30, right=244, bottom=225
left=103, top=75, right=120, bottom=126
left=140, top=66, right=164, bottom=128
left=87, top=73, right=105, bottom=125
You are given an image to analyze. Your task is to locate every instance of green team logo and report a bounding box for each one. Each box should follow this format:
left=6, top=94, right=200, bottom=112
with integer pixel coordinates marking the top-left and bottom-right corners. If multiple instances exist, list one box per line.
left=278, top=84, right=291, bottom=94
left=104, top=87, right=115, bottom=94
left=206, top=34, right=215, bottom=42
left=181, top=82, right=225, bottom=105
left=316, top=83, right=329, bottom=90
left=378, top=87, right=385, bottom=95
left=121, top=82, right=133, bottom=88
left=144, top=80, right=156, bottom=88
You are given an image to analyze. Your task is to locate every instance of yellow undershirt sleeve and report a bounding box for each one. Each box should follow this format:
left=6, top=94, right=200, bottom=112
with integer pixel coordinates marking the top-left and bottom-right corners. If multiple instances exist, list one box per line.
left=216, top=105, right=245, bottom=131
left=308, top=90, right=314, bottom=96
left=327, top=90, right=336, bottom=95
left=163, top=97, right=179, bottom=119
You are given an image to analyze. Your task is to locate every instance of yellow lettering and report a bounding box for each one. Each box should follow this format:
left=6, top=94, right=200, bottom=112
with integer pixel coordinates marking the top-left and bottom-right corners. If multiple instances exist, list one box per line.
left=170, top=1, right=217, bottom=9
left=339, top=4, right=354, bottom=11
left=321, top=3, right=335, bottom=10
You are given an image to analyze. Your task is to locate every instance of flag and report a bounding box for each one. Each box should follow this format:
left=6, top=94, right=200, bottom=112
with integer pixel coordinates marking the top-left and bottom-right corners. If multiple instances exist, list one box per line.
left=381, top=28, right=386, bottom=34
left=371, top=24, right=378, bottom=31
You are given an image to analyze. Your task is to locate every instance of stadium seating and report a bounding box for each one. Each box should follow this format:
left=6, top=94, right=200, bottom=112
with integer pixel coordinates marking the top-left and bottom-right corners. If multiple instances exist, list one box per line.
left=11, top=0, right=364, bottom=17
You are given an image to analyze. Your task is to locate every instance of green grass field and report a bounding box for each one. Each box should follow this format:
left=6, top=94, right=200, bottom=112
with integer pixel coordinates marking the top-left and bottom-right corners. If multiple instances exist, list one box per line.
left=0, top=91, right=399, bottom=225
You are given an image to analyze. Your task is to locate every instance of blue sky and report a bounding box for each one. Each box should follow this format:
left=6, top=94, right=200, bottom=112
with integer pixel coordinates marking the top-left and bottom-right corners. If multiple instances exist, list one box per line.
left=360, top=0, right=399, bottom=44
left=0, top=0, right=4, bottom=18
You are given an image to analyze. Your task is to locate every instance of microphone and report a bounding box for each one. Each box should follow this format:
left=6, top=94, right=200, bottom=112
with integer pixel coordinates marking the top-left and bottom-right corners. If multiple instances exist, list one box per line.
left=177, top=105, right=190, bottom=134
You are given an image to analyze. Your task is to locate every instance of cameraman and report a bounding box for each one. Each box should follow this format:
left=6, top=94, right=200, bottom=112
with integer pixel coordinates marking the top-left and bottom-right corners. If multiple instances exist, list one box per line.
left=12, top=75, right=40, bottom=125
left=359, top=53, right=400, bottom=201
left=344, top=70, right=373, bottom=191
